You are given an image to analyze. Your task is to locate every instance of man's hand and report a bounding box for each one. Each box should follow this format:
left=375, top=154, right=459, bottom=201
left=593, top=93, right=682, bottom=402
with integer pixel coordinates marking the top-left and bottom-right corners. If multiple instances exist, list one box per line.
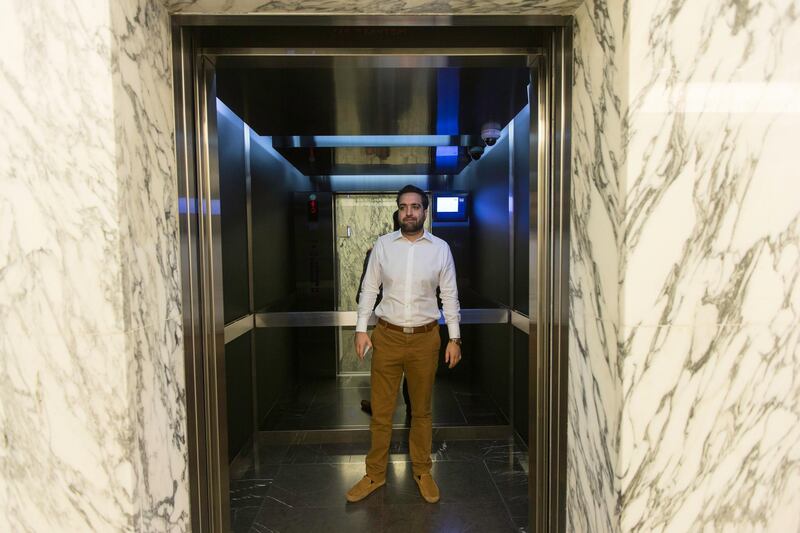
left=445, top=342, right=461, bottom=368
left=354, top=331, right=373, bottom=360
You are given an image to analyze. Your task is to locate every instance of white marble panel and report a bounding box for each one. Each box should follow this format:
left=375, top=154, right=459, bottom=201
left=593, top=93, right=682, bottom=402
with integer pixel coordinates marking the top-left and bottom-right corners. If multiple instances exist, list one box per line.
left=567, top=0, right=628, bottom=531
left=168, top=0, right=583, bottom=15
left=111, top=0, right=183, bottom=331
left=0, top=1, right=135, bottom=531
left=0, top=1, right=122, bottom=339
left=1, top=0, right=188, bottom=531
left=619, top=322, right=800, bottom=532
left=127, top=319, right=189, bottom=531
left=109, top=0, right=190, bottom=530
left=0, top=330, right=136, bottom=532
left=622, top=0, right=800, bottom=330
left=617, top=0, right=800, bottom=531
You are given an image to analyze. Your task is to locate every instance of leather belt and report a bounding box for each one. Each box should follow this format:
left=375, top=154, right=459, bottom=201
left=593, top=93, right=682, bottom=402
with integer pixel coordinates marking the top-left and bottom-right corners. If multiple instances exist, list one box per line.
left=378, top=318, right=438, bottom=334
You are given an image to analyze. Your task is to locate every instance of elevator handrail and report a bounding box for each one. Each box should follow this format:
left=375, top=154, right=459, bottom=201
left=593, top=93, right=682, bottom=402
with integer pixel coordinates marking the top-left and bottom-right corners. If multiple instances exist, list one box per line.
left=223, top=308, right=522, bottom=344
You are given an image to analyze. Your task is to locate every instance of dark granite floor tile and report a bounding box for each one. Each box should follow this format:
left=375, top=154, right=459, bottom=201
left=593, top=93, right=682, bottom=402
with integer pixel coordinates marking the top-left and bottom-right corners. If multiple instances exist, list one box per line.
left=488, top=465, right=528, bottom=521
left=454, top=392, right=499, bottom=412
left=511, top=513, right=529, bottom=532
left=441, top=377, right=480, bottom=394
left=480, top=440, right=527, bottom=466
left=252, top=499, right=382, bottom=533
left=256, top=445, right=293, bottom=465
left=463, top=412, right=509, bottom=425
left=311, top=383, right=370, bottom=405
left=238, top=462, right=282, bottom=482
left=429, top=439, right=520, bottom=463
left=259, top=374, right=512, bottom=431
left=276, top=384, right=319, bottom=414
left=229, top=455, right=254, bottom=481
left=433, top=399, right=469, bottom=426
left=230, top=478, right=273, bottom=508
left=267, top=463, right=384, bottom=509
left=383, top=502, right=517, bottom=533
left=283, top=441, right=371, bottom=464
left=230, top=505, right=262, bottom=533
left=483, top=442, right=528, bottom=522
left=231, top=445, right=288, bottom=480
left=229, top=478, right=273, bottom=533
left=293, top=405, right=363, bottom=429
left=260, top=409, right=307, bottom=431
left=384, top=461, right=503, bottom=506
left=454, top=392, right=509, bottom=426
left=388, top=385, right=467, bottom=426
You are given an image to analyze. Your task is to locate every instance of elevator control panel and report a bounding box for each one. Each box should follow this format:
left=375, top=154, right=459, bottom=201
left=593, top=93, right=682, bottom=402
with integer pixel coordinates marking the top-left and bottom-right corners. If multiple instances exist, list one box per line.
left=307, top=194, right=319, bottom=222
left=293, top=192, right=334, bottom=310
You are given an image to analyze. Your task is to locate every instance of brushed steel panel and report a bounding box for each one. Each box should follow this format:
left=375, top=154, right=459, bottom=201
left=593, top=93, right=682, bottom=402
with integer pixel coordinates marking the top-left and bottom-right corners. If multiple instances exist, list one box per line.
left=253, top=308, right=510, bottom=328
left=174, top=15, right=571, bottom=27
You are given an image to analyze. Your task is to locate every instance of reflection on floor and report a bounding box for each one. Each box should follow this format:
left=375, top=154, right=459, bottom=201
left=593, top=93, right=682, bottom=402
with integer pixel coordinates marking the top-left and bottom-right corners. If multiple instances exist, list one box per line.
left=230, top=435, right=529, bottom=532
left=260, top=375, right=509, bottom=431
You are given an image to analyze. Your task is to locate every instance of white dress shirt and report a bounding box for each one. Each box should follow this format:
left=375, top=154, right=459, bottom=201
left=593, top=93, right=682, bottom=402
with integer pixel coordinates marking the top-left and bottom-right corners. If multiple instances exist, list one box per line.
left=356, top=230, right=461, bottom=339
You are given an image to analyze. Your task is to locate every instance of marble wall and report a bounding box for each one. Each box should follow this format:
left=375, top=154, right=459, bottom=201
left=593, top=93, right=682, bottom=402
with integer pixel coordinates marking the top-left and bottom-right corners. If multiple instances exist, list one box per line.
left=568, top=0, right=627, bottom=530
left=0, top=0, right=189, bottom=531
left=3, top=0, right=798, bottom=532
left=0, top=3, right=128, bottom=529
left=109, top=0, right=190, bottom=530
left=570, top=0, right=800, bottom=531
left=618, top=0, right=800, bottom=530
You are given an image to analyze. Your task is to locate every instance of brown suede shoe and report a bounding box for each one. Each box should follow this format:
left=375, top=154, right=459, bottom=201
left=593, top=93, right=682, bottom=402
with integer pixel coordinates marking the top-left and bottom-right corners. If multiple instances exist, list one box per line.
left=414, top=473, right=440, bottom=503
left=346, top=475, right=385, bottom=502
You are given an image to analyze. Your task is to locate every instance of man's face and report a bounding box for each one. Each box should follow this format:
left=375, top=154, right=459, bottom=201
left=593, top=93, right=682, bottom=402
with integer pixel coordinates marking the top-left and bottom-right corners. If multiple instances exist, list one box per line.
left=397, top=192, right=426, bottom=233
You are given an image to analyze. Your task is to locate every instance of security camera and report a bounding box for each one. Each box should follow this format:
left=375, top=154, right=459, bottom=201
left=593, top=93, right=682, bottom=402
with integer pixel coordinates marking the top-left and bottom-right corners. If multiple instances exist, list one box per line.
left=468, top=146, right=484, bottom=161
left=481, top=122, right=502, bottom=146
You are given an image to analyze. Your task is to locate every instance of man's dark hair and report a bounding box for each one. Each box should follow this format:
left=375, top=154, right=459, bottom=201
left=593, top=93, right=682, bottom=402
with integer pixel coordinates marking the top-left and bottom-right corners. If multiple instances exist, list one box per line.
left=396, top=184, right=429, bottom=210
left=392, top=210, right=401, bottom=231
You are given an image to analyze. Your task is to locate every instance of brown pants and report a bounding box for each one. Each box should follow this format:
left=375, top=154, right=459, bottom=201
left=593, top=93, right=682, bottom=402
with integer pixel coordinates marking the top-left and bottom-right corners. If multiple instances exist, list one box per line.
left=366, top=321, right=440, bottom=482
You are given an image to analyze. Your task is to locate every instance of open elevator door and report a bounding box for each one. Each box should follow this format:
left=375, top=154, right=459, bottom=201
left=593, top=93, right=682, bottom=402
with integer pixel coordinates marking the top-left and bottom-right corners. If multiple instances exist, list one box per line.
left=176, top=24, right=570, bottom=533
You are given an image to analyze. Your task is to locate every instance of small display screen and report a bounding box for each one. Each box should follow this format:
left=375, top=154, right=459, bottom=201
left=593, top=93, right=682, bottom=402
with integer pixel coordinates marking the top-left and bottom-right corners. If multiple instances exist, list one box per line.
left=433, top=194, right=468, bottom=222
left=437, top=196, right=460, bottom=213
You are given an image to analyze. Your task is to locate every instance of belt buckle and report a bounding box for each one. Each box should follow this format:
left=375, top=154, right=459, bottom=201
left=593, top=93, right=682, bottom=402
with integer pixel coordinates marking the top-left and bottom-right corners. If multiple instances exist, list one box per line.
left=403, top=327, right=413, bottom=334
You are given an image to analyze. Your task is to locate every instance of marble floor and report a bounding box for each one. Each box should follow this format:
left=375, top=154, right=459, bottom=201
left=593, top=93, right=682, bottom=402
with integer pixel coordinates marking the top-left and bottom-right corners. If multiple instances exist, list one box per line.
left=260, top=375, right=509, bottom=431
left=230, top=436, right=529, bottom=532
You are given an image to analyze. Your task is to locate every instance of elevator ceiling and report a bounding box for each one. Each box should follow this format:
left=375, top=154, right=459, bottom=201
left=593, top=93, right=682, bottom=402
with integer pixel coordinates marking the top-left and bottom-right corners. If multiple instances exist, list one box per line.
left=216, top=59, right=530, bottom=176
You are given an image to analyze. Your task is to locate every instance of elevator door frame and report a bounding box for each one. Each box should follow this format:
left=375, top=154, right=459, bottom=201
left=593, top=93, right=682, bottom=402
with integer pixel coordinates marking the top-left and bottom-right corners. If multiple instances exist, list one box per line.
left=173, top=17, right=571, bottom=533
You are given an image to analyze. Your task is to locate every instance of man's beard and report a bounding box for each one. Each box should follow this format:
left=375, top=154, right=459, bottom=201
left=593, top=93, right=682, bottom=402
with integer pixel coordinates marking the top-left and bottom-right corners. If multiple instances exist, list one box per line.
left=401, top=217, right=424, bottom=233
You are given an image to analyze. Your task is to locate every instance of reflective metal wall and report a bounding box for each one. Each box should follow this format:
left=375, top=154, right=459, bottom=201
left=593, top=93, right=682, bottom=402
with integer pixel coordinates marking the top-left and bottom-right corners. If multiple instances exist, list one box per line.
left=217, top=102, right=252, bottom=460
left=512, top=105, right=531, bottom=317
left=218, top=102, right=250, bottom=324
left=218, top=101, right=320, bottom=459
left=454, top=120, right=514, bottom=421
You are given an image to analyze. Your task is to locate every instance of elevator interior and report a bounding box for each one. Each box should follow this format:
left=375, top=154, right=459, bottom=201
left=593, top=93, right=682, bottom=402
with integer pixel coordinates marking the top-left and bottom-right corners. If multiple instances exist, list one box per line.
left=173, top=17, right=575, bottom=532
left=214, top=54, right=533, bottom=453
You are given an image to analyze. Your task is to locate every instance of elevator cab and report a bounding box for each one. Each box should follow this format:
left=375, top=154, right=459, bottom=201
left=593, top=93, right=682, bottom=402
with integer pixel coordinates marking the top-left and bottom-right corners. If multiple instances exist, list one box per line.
left=176, top=20, right=571, bottom=533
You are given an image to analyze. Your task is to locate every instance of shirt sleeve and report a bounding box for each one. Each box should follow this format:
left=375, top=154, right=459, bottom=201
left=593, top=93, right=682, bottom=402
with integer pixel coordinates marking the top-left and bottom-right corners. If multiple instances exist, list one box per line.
left=356, top=238, right=382, bottom=332
left=438, top=243, right=461, bottom=339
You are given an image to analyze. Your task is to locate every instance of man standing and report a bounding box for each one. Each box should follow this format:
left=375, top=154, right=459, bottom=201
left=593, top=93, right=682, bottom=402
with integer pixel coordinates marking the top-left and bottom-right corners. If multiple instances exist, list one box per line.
left=357, top=210, right=412, bottom=419
left=346, top=185, right=462, bottom=504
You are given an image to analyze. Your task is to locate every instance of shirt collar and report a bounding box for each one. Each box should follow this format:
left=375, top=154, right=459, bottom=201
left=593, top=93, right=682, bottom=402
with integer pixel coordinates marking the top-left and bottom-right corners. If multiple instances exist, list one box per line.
left=391, top=230, right=432, bottom=243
